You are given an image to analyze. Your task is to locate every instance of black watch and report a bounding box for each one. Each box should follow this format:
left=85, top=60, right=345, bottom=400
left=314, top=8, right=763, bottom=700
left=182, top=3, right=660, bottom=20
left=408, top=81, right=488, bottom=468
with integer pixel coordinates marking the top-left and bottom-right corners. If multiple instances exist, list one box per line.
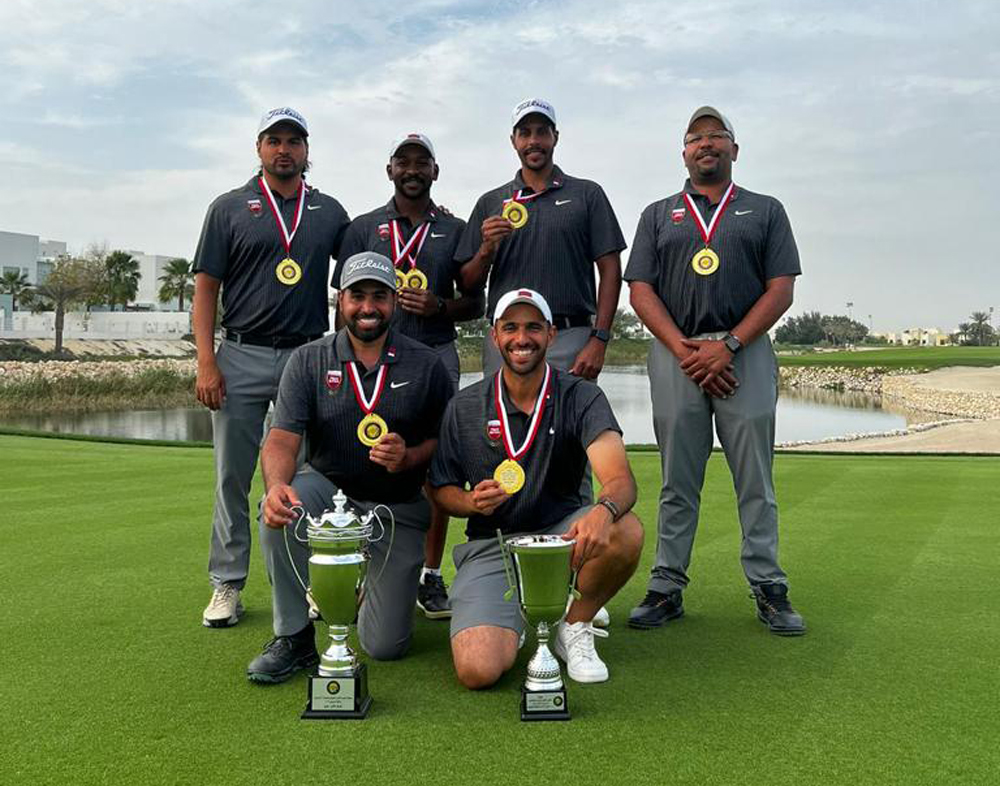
left=590, top=328, right=611, bottom=344
left=436, top=296, right=447, bottom=315
left=723, top=333, right=743, bottom=354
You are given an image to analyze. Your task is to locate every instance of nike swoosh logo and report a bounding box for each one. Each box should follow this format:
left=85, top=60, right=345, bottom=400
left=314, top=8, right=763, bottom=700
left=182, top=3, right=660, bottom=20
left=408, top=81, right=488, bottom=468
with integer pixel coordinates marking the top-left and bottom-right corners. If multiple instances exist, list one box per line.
left=549, top=428, right=555, bottom=435
left=389, top=381, right=411, bottom=389
left=555, top=199, right=572, bottom=206
left=734, top=210, right=753, bottom=215
left=307, top=205, right=322, bottom=210
left=430, top=232, right=446, bottom=238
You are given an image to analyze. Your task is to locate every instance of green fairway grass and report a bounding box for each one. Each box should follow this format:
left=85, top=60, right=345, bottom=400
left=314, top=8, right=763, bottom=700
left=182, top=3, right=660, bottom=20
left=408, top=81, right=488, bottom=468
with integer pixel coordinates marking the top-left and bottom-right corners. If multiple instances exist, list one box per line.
left=1, top=435, right=997, bottom=785
left=777, top=345, right=1000, bottom=370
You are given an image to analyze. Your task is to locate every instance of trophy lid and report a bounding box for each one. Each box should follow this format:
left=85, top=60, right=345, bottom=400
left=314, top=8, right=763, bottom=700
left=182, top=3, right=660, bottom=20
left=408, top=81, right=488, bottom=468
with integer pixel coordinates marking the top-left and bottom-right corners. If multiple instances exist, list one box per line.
left=308, top=489, right=374, bottom=542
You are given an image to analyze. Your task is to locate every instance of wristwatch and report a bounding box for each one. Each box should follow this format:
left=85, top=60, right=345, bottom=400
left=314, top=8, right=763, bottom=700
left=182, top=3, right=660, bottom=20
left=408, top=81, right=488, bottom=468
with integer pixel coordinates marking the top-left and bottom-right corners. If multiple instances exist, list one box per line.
left=723, top=333, right=743, bottom=354
left=590, top=328, right=611, bottom=344
left=436, top=296, right=447, bottom=315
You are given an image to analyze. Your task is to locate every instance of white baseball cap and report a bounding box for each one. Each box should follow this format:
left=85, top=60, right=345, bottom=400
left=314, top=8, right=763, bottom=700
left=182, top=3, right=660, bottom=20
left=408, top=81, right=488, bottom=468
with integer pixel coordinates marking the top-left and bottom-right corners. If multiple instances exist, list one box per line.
left=511, top=98, right=557, bottom=129
left=389, top=132, right=436, bottom=160
left=258, top=107, right=309, bottom=136
left=493, top=288, right=553, bottom=324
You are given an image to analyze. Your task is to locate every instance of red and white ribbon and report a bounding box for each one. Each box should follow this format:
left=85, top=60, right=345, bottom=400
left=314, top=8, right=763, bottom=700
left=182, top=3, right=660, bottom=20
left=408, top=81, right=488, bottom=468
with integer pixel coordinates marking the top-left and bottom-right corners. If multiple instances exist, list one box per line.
left=682, top=181, right=736, bottom=247
left=389, top=220, right=431, bottom=270
left=502, top=187, right=549, bottom=209
left=493, top=363, right=552, bottom=462
left=258, top=176, right=307, bottom=257
left=346, top=362, right=387, bottom=414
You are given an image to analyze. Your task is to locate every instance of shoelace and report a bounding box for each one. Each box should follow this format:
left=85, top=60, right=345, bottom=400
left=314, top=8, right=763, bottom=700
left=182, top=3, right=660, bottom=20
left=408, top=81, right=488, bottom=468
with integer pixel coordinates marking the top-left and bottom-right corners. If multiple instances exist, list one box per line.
left=751, top=590, right=792, bottom=614
left=563, top=623, right=609, bottom=661
left=209, top=585, right=238, bottom=609
left=641, top=591, right=673, bottom=607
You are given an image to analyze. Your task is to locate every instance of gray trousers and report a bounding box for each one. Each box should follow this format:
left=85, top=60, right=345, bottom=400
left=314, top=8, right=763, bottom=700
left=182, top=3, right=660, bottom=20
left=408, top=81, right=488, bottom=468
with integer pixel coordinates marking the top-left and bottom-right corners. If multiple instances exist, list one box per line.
left=208, top=340, right=298, bottom=590
left=260, top=467, right=429, bottom=660
left=428, top=340, right=461, bottom=393
left=647, top=334, right=787, bottom=593
left=482, top=325, right=594, bottom=504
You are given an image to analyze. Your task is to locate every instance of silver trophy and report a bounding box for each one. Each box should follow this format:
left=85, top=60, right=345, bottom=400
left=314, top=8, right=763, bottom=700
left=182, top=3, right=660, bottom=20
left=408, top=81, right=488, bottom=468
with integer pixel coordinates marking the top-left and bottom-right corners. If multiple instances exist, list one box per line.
left=286, top=490, right=390, bottom=720
left=499, top=532, right=579, bottom=721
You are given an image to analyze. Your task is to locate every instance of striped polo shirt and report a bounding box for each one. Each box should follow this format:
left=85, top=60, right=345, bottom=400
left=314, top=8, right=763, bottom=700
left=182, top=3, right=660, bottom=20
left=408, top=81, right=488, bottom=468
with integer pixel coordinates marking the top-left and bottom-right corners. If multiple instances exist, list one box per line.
left=428, top=367, right=621, bottom=540
left=192, top=177, right=350, bottom=338
left=271, top=328, right=452, bottom=507
left=333, top=199, right=467, bottom=346
left=624, top=180, right=801, bottom=337
left=454, top=165, right=626, bottom=319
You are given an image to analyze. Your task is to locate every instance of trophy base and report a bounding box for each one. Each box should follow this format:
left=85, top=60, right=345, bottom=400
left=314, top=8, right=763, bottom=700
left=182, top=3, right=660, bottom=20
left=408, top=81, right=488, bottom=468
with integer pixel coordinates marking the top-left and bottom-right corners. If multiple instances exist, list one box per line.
left=520, top=684, right=570, bottom=722
left=301, top=663, right=371, bottom=720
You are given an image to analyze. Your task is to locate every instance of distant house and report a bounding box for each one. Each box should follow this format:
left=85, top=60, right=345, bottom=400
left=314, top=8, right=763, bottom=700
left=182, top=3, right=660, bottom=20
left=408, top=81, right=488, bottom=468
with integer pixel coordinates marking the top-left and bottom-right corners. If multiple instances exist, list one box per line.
left=886, top=328, right=951, bottom=347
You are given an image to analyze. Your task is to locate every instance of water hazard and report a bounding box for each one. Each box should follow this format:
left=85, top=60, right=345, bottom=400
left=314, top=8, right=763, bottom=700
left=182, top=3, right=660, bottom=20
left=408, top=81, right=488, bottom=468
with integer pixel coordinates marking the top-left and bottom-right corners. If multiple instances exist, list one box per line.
left=2, top=368, right=914, bottom=446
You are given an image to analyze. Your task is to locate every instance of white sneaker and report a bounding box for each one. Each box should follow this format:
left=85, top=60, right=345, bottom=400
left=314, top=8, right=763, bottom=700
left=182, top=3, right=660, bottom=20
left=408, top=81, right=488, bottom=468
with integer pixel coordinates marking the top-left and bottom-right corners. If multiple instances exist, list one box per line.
left=306, top=587, right=320, bottom=621
left=554, top=621, right=609, bottom=683
left=202, top=584, right=243, bottom=628
left=593, top=606, right=610, bottom=628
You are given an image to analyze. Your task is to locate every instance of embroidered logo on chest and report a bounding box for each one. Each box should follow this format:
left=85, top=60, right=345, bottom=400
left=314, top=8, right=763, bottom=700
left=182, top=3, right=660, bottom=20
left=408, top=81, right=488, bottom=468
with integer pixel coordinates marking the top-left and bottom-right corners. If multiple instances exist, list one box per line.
left=325, top=370, right=342, bottom=392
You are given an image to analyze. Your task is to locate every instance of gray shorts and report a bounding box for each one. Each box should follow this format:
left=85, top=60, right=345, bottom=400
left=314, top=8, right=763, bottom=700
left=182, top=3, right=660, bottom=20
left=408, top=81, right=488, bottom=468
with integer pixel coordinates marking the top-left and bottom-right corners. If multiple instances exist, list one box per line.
left=449, top=508, right=588, bottom=638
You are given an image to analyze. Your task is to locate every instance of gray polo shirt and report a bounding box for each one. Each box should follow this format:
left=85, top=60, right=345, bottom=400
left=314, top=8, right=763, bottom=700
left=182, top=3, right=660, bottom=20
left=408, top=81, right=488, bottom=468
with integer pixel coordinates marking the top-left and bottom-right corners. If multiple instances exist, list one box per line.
left=334, top=200, right=467, bottom=346
left=272, top=328, right=452, bottom=506
left=454, top=165, right=626, bottom=319
left=192, top=177, right=350, bottom=338
left=428, top=367, right=621, bottom=540
left=624, top=180, right=801, bottom=336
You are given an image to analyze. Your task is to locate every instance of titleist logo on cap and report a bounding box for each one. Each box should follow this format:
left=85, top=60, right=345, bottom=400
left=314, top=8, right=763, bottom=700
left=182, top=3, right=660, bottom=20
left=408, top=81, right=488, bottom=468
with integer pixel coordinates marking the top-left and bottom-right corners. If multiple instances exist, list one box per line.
left=345, top=256, right=392, bottom=276
left=515, top=99, right=551, bottom=115
left=262, top=107, right=306, bottom=127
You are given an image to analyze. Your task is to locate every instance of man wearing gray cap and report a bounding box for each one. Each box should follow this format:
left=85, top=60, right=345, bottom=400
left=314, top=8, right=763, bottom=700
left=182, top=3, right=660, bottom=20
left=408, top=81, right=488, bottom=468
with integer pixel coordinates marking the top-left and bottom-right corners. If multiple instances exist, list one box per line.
left=247, top=252, right=453, bottom=682
left=192, top=107, right=350, bottom=629
left=334, top=133, right=485, bottom=620
left=455, top=98, right=626, bottom=382
left=625, top=107, right=806, bottom=635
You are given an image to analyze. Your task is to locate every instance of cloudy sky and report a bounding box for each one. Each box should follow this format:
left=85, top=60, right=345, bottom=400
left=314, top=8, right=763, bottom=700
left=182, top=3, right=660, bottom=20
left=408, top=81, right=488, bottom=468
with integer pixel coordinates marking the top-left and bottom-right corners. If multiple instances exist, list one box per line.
left=1, top=0, right=997, bottom=332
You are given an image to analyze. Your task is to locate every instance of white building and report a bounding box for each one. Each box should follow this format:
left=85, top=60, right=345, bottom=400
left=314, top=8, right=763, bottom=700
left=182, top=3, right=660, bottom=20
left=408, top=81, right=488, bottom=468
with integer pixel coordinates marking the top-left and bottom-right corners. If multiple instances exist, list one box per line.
left=127, top=250, right=189, bottom=312
left=886, top=328, right=951, bottom=347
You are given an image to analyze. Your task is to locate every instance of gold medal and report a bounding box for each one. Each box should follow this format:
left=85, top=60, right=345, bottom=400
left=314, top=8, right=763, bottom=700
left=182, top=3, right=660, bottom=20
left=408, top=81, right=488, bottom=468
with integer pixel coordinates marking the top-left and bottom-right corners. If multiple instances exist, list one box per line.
left=404, top=269, right=428, bottom=290
left=493, top=458, right=525, bottom=495
left=691, top=247, right=720, bottom=276
left=357, top=413, right=388, bottom=447
left=394, top=269, right=407, bottom=290
left=276, top=258, right=302, bottom=285
left=502, top=201, right=528, bottom=229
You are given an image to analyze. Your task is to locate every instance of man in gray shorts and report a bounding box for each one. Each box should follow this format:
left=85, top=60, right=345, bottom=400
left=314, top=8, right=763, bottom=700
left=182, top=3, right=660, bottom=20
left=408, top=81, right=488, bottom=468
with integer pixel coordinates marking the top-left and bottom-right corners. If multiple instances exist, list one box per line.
left=429, top=289, right=643, bottom=688
left=334, top=133, right=485, bottom=620
left=248, top=253, right=453, bottom=683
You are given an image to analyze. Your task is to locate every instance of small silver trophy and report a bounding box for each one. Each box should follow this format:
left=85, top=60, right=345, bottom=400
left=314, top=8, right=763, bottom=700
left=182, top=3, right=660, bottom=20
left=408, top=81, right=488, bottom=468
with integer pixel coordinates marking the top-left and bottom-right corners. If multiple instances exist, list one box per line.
left=499, top=532, right=579, bottom=721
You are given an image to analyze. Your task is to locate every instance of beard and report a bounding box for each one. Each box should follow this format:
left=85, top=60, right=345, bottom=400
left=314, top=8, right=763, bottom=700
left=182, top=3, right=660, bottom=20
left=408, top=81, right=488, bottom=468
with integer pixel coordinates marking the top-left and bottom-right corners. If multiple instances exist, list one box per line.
left=498, top=341, right=546, bottom=376
left=346, top=312, right=390, bottom=343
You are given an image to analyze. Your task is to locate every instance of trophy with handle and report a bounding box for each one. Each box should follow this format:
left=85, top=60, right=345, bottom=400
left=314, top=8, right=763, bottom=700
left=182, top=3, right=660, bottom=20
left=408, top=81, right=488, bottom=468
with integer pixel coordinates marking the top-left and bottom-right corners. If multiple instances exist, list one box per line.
left=287, top=489, right=389, bottom=720
left=499, top=531, right=579, bottom=721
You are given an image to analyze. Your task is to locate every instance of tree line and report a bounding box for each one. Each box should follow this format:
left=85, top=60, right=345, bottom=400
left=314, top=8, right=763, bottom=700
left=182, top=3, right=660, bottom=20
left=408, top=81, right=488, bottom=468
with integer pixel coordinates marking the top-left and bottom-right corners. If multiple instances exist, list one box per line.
left=0, top=249, right=194, bottom=354
left=776, top=310, right=997, bottom=347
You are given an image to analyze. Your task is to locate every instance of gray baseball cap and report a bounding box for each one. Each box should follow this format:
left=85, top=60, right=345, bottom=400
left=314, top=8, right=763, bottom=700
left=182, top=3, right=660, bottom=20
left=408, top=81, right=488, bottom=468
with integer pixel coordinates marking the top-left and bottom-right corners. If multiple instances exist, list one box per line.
left=687, top=106, right=735, bottom=139
left=339, top=252, right=396, bottom=290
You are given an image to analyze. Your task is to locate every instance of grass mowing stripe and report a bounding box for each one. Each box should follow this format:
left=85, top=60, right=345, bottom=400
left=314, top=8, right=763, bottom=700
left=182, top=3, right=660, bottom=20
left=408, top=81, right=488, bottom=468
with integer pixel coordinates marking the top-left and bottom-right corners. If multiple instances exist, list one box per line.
left=1, top=435, right=997, bottom=785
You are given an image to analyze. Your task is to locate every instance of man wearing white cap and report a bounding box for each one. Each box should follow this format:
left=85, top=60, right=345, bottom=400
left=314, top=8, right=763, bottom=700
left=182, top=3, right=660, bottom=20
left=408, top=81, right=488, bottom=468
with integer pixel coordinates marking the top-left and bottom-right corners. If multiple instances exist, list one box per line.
left=624, top=106, right=806, bottom=635
left=334, top=133, right=485, bottom=621
left=429, top=289, right=643, bottom=688
left=455, top=99, right=626, bottom=382
left=192, top=107, right=350, bottom=629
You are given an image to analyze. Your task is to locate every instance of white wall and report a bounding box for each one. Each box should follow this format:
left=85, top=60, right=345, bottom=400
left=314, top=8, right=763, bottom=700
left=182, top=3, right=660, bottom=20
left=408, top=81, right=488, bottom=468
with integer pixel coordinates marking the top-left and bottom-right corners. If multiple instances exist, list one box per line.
left=1, top=311, right=191, bottom=339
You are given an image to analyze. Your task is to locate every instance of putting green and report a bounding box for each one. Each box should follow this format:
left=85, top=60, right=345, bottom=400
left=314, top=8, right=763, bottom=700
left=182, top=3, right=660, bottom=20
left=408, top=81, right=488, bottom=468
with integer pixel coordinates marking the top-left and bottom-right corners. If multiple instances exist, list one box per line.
left=0, top=435, right=996, bottom=785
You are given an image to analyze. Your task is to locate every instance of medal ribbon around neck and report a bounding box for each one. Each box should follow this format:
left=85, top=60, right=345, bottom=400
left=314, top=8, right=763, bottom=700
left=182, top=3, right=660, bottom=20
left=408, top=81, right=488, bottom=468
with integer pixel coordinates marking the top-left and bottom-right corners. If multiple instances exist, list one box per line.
left=389, top=219, right=432, bottom=271
left=493, top=363, right=552, bottom=463
left=682, top=181, right=736, bottom=247
left=502, top=187, right=548, bottom=210
left=258, top=176, right=307, bottom=257
left=346, top=361, right=387, bottom=416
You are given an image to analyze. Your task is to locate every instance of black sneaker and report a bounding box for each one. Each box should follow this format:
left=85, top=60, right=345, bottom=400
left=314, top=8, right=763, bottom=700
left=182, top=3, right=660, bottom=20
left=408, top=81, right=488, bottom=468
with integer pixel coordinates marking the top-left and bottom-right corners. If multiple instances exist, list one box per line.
left=416, top=573, right=452, bottom=620
left=628, top=589, right=684, bottom=629
left=247, top=625, right=319, bottom=684
left=752, top=584, right=806, bottom=636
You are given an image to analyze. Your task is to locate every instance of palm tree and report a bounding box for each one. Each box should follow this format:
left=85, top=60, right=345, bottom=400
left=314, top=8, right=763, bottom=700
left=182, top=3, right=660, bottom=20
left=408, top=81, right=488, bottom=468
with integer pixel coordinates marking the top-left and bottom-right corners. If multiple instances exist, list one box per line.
left=105, top=250, right=141, bottom=311
left=32, top=259, right=89, bottom=354
left=158, top=258, right=194, bottom=311
left=0, top=269, right=31, bottom=311
left=968, top=311, right=995, bottom=347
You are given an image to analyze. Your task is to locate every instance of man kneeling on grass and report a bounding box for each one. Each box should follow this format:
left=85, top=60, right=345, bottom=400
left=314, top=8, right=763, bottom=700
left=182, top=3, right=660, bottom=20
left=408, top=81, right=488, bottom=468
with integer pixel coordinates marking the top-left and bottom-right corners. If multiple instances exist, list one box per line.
left=428, top=289, right=643, bottom=687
